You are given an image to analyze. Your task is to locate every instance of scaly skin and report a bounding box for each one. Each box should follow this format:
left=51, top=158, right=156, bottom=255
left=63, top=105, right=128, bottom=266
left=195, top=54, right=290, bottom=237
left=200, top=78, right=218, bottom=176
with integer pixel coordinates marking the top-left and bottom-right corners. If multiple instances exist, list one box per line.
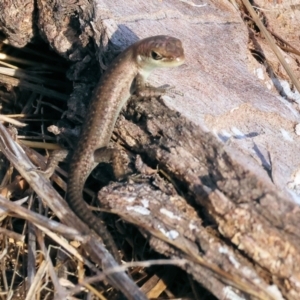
left=67, top=35, right=185, bottom=262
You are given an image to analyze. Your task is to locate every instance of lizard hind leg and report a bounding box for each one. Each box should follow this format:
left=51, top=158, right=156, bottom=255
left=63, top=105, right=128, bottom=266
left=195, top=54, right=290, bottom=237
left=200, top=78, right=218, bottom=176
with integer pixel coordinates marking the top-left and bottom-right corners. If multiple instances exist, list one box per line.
left=94, top=147, right=133, bottom=181
left=42, top=149, right=69, bottom=178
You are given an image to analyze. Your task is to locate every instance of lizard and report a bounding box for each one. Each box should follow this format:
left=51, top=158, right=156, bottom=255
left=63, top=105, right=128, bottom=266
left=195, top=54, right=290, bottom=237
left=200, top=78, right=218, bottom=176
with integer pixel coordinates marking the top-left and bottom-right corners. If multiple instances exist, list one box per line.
left=67, top=35, right=185, bottom=262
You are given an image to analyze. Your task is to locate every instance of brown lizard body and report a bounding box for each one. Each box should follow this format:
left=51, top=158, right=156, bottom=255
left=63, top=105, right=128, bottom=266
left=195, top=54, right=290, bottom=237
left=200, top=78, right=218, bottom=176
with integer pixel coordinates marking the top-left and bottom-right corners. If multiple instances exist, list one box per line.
left=67, top=35, right=185, bottom=261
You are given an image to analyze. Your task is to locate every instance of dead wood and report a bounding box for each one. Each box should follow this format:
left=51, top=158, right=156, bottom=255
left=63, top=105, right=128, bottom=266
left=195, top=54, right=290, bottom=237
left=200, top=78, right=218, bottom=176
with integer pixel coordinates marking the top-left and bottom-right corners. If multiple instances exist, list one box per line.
left=105, top=94, right=300, bottom=299
left=0, top=0, right=34, bottom=48
left=0, top=0, right=300, bottom=299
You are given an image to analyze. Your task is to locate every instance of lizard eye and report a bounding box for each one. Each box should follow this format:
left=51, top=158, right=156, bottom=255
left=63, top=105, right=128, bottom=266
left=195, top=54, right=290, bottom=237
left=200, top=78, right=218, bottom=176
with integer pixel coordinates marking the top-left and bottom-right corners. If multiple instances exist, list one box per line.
left=151, top=51, right=163, bottom=60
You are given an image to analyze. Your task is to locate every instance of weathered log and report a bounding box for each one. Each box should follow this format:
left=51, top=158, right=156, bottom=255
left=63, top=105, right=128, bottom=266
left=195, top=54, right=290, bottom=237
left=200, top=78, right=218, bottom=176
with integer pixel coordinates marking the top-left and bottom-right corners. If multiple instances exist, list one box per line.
left=1, top=0, right=299, bottom=298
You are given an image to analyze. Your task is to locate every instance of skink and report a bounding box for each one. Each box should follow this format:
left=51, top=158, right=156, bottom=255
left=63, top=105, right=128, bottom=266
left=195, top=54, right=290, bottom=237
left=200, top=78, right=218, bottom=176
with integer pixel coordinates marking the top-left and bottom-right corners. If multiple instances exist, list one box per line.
left=67, top=35, right=185, bottom=261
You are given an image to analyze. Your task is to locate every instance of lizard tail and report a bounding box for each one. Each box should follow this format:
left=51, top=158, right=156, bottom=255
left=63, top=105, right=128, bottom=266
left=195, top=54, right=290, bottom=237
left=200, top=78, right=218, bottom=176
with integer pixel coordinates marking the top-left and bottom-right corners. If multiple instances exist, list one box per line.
left=67, top=161, right=120, bottom=263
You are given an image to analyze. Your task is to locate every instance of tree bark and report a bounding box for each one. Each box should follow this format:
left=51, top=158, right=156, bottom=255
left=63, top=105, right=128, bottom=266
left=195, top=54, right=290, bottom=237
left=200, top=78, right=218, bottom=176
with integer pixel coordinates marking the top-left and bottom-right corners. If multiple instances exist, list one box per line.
left=1, top=0, right=300, bottom=299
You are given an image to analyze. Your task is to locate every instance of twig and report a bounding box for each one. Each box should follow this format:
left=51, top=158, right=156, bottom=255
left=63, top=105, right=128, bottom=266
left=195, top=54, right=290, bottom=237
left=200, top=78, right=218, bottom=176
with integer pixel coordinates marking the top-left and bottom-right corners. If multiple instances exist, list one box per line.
left=0, top=122, right=148, bottom=299
left=241, top=0, right=300, bottom=93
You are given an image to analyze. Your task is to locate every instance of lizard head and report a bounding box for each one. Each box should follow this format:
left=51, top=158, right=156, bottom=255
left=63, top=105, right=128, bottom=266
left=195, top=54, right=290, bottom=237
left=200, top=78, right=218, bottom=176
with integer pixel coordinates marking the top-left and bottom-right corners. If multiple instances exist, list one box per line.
left=134, top=35, right=185, bottom=71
